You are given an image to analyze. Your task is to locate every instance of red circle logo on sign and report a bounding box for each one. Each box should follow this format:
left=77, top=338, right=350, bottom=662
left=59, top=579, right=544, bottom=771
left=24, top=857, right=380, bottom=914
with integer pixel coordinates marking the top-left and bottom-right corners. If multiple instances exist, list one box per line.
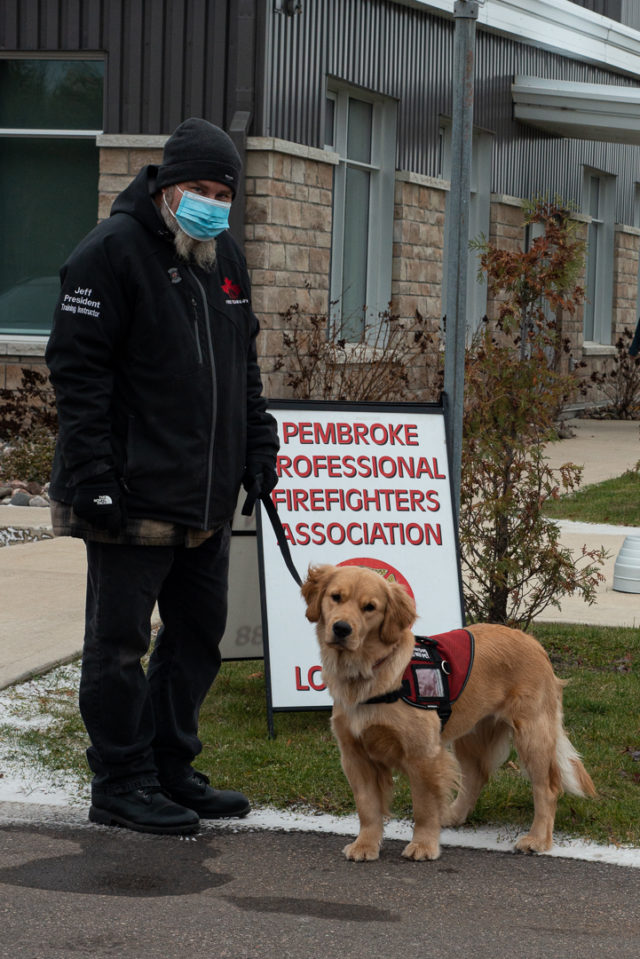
left=337, top=556, right=415, bottom=601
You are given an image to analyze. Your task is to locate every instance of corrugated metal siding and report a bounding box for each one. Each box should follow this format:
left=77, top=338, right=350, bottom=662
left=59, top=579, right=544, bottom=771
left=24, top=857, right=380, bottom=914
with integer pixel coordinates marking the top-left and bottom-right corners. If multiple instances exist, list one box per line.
left=264, top=1, right=452, bottom=178
left=262, top=0, right=640, bottom=224
left=569, top=0, right=623, bottom=21
left=620, top=0, right=640, bottom=31
left=4, top=0, right=640, bottom=222
left=0, top=0, right=229, bottom=133
left=474, top=30, right=640, bottom=222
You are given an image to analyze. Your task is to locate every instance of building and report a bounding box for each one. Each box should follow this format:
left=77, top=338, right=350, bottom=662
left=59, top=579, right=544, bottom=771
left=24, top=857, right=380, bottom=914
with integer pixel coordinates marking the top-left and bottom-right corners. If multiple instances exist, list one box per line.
left=2, top=0, right=640, bottom=403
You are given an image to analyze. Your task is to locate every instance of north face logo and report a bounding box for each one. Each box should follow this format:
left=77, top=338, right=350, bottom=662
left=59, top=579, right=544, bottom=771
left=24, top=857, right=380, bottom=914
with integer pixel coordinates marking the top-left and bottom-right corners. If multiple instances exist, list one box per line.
left=222, top=277, right=241, bottom=298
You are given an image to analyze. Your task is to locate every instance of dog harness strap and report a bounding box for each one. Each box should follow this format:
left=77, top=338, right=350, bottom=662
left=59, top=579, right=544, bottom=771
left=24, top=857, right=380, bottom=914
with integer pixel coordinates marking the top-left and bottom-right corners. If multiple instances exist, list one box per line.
left=361, top=630, right=475, bottom=730
left=401, top=636, right=452, bottom=728
left=363, top=687, right=405, bottom=705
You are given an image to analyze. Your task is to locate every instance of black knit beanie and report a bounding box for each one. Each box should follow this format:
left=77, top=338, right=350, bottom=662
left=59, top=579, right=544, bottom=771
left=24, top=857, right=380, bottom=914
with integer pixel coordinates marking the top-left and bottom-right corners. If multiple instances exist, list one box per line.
left=156, top=118, right=242, bottom=196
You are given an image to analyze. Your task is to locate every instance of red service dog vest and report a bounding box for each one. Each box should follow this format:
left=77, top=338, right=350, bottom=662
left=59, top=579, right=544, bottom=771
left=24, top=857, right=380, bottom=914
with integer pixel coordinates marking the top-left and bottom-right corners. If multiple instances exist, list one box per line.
left=363, top=629, right=475, bottom=729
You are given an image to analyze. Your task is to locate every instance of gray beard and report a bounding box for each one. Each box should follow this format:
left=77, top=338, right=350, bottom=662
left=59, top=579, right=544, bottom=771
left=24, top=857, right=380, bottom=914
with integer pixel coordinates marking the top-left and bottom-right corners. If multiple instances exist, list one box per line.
left=159, top=199, right=218, bottom=272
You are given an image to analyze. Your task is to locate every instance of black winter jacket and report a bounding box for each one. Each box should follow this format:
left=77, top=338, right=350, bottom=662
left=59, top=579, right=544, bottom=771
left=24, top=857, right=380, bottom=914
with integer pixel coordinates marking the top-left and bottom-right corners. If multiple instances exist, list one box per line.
left=46, top=167, right=279, bottom=530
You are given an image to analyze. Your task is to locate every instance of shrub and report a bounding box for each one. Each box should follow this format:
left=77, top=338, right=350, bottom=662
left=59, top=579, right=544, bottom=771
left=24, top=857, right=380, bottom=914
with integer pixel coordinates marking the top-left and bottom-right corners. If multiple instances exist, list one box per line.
left=460, top=324, right=606, bottom=628
left=0, top=367, right=57, bottom=441
left=470, top=195, right=586, bottom=367
left=0, top=424, right=57, bottom=485
left=0, top=368, right=58, bottom=485
left=461, top=198, right=606, bottom=627
left=588, top=327, right=640, bottom=419
left=273, top=304, right=441, bottom=402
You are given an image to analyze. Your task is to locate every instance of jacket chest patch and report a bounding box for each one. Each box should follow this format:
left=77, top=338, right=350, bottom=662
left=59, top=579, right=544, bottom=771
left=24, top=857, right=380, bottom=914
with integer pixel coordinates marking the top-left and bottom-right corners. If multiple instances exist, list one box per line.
left=222, top=276, right=249, bottom=305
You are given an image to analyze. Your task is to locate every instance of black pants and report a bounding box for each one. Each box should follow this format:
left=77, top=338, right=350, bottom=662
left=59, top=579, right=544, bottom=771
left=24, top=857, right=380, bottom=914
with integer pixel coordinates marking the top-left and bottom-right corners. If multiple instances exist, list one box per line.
left=79, top=525, right=231, bottom=795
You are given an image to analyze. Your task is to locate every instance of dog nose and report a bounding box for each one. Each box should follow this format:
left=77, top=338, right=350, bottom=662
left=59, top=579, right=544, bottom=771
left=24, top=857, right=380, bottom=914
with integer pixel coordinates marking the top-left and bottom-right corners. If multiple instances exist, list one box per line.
left=332, top=620, right=352, bottom=643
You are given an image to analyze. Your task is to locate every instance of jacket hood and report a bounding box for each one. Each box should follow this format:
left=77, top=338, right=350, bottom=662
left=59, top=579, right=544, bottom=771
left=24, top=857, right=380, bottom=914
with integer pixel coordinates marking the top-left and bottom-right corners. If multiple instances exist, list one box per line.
left=110, top=166, right=173, bottom=241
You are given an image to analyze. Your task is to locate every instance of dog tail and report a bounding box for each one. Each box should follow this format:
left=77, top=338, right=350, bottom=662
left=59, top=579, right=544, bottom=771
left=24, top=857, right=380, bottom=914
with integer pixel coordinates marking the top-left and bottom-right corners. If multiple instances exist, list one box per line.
left=555, top=696, right=596, bottom=798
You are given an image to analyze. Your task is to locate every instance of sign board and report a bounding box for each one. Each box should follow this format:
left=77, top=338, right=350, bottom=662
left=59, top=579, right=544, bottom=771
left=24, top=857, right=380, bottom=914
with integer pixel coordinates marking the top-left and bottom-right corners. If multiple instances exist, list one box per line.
left=257, top=400, right=464, bottom=721
left=218, top=500, right=264, bottom=660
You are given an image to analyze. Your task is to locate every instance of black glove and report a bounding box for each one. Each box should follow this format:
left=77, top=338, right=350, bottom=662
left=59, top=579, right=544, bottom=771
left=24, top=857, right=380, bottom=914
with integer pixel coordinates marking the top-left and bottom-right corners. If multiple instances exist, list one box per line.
left=241, top=463, right=278, bottom=517
left=72, top=471, right=125, bottom=533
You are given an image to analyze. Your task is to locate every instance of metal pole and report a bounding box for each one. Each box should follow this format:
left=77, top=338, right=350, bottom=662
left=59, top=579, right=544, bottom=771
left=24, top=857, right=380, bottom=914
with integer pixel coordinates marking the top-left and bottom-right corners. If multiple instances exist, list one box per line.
left=443, top=0, right=478, bottom=525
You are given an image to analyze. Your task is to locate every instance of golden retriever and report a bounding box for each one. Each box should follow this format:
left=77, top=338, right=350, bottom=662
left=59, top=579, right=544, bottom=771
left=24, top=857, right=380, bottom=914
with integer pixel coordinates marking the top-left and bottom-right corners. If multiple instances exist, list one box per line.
left=301, top=563, right=595, bottom=862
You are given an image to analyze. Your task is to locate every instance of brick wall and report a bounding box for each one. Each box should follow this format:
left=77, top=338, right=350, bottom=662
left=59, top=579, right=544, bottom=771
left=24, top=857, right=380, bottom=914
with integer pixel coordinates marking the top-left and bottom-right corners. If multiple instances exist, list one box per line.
left=0, top=349, right=49, bottom=390
left=244, top=139, right=335, bottom=399
left=97, top=139, right=165, bottom=221
left=391, top=173, right=447, bottom=399
left=613, top=225, right=640, bottom=340
left=484, top=196, right=526, bottom=324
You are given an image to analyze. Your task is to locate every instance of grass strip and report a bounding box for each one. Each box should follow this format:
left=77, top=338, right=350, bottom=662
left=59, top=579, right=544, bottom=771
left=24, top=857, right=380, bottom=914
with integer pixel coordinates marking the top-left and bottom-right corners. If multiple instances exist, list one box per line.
left=543, top=469, right=640, bottom=526
left=1, top=623, right=638, bottom=847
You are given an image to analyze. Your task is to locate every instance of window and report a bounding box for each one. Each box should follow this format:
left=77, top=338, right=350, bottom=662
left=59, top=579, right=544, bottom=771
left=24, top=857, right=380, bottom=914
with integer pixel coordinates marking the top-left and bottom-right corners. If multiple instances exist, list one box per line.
left=523, top=218, right=557, bottom=363
left=0, top=58, right=104, bottom=336
left=325, top=86, right=397, bottom=341
left=582, top=169, right=615, bottom=345
left=441, top=125, right=492, bottom=335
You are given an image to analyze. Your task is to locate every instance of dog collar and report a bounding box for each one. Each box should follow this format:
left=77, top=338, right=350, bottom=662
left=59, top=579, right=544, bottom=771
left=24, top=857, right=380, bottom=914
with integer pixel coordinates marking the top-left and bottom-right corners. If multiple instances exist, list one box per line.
left=372, top=648, right=395, bottom=670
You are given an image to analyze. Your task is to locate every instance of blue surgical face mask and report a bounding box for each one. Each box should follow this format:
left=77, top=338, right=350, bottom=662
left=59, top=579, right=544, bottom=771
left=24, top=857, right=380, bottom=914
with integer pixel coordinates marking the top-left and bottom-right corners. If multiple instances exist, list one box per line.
left=164, top=187, right=231, bottom=240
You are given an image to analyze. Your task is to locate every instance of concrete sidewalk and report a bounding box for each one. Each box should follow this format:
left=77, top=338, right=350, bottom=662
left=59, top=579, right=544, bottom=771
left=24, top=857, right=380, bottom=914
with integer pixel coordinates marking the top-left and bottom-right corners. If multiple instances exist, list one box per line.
left=0, top=418, right=638, bottom=689
left=536, top=417, right=639, bottom=628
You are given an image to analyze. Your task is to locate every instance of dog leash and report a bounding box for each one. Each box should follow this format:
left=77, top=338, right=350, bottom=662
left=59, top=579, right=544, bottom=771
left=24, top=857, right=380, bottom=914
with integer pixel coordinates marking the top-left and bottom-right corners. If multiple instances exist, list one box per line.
left=260, top=492, right=303, bottom=587
left=241, top=483, right=303, bottom=587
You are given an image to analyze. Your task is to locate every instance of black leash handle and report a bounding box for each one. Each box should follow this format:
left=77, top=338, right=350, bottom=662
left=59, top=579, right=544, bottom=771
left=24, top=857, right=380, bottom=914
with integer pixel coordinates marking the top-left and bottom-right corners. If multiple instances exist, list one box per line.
left=260, top=492, right=303, bottom=587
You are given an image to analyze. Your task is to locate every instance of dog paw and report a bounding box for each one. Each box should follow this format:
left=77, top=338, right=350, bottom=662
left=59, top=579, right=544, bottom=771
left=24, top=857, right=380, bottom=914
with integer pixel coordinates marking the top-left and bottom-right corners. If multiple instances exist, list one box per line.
left=343, top=840, right=380, bottom=862
left=401, top=840, right=441, bottom=861
left=514, top=833, right=552, bottom=854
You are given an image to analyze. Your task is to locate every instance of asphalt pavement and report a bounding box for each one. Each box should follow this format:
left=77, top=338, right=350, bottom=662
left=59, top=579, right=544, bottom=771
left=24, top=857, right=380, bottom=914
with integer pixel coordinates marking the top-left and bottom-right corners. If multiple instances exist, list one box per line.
left=1, top=814, right=639, bottom=959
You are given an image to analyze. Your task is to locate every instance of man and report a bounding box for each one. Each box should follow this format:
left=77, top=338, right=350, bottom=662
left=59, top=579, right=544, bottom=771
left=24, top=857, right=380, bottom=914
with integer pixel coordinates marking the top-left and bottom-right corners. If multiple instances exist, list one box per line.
left=46, top=118, right=279, bottom=835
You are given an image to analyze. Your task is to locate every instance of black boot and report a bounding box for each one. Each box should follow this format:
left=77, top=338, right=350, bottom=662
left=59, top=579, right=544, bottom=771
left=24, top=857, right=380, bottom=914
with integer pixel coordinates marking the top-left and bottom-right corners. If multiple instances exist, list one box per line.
left=89, top=787, right=200, bottom=835
left=161, top=770, right=250, bottom=819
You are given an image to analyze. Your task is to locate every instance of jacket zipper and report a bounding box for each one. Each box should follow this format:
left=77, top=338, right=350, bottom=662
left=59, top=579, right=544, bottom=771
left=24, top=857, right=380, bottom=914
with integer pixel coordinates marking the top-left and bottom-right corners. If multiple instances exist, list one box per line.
left=189, top=294, right=204, bottom=365
left=121, top=414, right=134, bottom=492
left=188, top=267, right=217, bottom=527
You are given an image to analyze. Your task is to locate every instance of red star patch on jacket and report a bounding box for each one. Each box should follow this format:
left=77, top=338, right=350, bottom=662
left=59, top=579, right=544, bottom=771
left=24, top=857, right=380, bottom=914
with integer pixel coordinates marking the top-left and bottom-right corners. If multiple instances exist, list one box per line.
left=222, top=277, right=241, bottom=298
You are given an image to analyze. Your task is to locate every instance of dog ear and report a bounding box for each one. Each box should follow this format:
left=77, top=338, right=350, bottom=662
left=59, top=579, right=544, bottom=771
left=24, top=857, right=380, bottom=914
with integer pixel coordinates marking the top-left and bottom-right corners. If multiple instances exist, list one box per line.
left=380, top=580, right=416, bottom=644
left=301, top=564, right=335, bottom=622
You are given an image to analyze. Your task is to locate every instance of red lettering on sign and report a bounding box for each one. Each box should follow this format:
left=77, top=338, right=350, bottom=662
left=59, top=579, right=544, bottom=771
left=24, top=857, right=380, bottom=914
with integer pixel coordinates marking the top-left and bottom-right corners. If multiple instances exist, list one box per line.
left=298, top=422, right=313, bottom=443
left=294, top=666, right=326, bottom=692
left=308, top=666, right=326, bottom=691
left=276, top=455, right=292, bottom=477
left=433, top=458, right=446, bottom=479
left=353, top=422, right=369, bottom=444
